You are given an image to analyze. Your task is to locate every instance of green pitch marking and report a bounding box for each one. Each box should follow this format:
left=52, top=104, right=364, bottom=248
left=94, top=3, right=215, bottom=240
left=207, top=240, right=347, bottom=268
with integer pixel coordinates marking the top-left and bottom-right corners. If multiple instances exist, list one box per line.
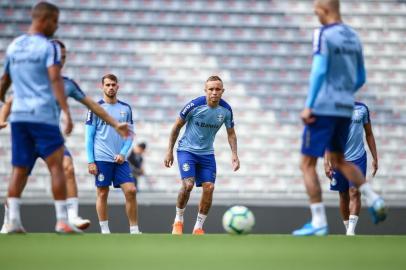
left=0, top=234, right=405, bottom=270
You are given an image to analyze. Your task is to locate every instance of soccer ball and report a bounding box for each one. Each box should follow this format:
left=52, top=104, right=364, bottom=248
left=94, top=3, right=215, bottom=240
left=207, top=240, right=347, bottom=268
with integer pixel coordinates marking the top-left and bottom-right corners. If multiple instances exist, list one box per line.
left=222, top=205, right=255, bottom=234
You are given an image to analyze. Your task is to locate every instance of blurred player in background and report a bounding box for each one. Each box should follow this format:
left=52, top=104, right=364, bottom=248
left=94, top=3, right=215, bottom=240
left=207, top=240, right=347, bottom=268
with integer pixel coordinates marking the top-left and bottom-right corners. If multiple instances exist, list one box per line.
left=86, top=74, right=140, bottom=234
left=293, top=0, right=386, bottom=236
left=164, top=75, right=240, bottom=235
left=325, top=102, right=378, bottom=235
left=0, top=39, right=130, bottom=232
left=0, top=2, right=77, bottom=233
left=128, top=142, right=147, bottom=190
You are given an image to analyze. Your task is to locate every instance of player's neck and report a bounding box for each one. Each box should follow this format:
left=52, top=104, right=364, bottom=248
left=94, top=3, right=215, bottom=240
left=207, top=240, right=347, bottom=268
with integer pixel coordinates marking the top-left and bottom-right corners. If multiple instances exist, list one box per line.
left=103, top=96, right=117, bottom=104
left=28, top=25, right=45, bottom=36
left=325, top=15, right=342, bottom=25
left=206, top=99, right=220, bottom=108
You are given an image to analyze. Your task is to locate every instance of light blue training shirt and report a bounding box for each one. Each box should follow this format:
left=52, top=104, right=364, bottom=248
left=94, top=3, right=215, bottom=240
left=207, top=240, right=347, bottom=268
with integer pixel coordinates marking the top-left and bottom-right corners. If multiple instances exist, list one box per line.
left=344, top=102, right=370, bottom=161
left=177, top=96, right=234, bottom=155
left=85, top=100, right=133, bottom=163
left=305, top=23, right=366, bottom=118
left=3, top=34, right=62, bottom=126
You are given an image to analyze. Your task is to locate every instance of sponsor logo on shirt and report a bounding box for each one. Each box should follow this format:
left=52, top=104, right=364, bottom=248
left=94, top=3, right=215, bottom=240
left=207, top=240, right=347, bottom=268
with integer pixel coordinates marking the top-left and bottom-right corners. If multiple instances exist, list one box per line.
left=195, top=121, right=220, bottom=129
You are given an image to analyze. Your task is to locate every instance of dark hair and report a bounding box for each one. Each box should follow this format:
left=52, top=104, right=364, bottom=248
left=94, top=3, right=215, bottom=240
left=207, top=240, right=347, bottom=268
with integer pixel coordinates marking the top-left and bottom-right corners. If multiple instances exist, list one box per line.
left=206, top=75, right=223, bottom=83
left=138, top=142, right=147, bottom=150
left=51, top=39, right=65, bottom=49
left=32, top=2, right=59, bottom=19
left=101, top=74, right=118, bottom=84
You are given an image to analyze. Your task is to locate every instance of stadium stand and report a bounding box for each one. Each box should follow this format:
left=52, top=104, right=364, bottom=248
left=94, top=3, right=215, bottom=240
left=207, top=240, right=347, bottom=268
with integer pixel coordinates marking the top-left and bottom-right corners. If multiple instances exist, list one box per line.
left=0, top=0, right=405, bottom=205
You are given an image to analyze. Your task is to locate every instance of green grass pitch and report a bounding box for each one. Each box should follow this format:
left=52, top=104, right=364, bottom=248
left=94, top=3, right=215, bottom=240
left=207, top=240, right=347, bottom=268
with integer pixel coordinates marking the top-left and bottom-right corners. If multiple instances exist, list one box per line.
left=0, top=234, right=405, bottom=270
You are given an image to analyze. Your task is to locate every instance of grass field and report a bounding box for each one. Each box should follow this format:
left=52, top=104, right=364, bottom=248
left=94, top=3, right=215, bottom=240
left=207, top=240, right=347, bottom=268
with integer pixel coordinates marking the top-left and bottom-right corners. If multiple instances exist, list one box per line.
left=0, top=234, right=405, bottom=270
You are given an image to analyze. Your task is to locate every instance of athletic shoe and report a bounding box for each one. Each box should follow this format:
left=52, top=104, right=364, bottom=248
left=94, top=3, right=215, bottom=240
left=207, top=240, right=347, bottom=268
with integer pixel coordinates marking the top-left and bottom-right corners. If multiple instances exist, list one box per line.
left=0, top=223, right=8, bottom=234
left=292, top=222, right=328, bottom=236
left=7, top=219, right=26, bottom=234
left=192, top=228, right=205, bottom=235
left=70, top=217, right=91, bottom=230
left=55, top=220, right=82, bottom=234
left=368, top=197, right=387, bottom=224
left=346, top=231, right=355, bottom=236
left=172, top=221, right=183, bottom=235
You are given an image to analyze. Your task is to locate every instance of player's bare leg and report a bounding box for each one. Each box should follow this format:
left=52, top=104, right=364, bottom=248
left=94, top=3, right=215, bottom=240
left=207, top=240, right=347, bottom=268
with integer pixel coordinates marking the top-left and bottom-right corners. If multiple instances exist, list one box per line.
left=7, top=166, right=30, bottom=233
left=347, top=187, right=361, bottom=236
left=63, top=156, right=90, bottom=230
left=121, top=182, right=140, bottom=234
left=172, top=177, right=195, bottom=235
left=338, top=191, right=350, bottom=232
left=44, top=146, right=81, bottom=233
left=96, top=187, right=110, bottom=234
left=329, top=152, right=385, bottom=224
left=292, top=155, right=327, bottom=236
left=193, top=182, right=215, bottom=235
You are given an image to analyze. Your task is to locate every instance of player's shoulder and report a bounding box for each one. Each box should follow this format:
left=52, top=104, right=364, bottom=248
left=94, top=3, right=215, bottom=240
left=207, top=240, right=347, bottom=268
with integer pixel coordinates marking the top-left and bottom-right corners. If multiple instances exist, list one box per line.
left=355, top=101, right=369, bottom=111
left=117, top=100, right=132, bottom=110
left=219, top=98, right=233, bottom=113
left=98, top=99, right=105, bottom=105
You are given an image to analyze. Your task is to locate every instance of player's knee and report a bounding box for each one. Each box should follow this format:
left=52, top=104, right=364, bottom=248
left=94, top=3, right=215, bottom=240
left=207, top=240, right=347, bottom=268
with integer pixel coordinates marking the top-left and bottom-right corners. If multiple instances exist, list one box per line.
left=203, top=183, right=215, bottom=193
left=97, top=188, right=109, bottom=200
left=63, top=163, right=74, bottom=179
left=183, top=180, right=194, bottom=192
left=349, top=187, right=360, bottom=199
left=124, top=186, right=136, bottom=199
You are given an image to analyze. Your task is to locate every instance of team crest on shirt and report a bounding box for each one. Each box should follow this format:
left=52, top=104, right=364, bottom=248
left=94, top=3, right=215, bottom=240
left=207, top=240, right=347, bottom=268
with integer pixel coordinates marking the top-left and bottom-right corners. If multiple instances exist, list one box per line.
left=98, top=173, right=105, bottom=182
left=217, top=114, right=224, bottom=122
left=182, top=163, right=190, bottom=172
left=120, top=111, right=127, bottom=119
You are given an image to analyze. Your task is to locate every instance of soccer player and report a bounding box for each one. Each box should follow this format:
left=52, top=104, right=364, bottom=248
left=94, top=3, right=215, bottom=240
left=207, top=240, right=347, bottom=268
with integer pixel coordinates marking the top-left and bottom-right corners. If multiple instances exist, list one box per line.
left=293, top=0, right=386, bottom=236
left=86, top=74, right=140, bottom=234
left=0, top=2, right=77, bottom=233
left=324, top=102, right=378, bottom=235
left=164, top=75, right=240, bottom=235
left=0, top=39, right=131, bottom=232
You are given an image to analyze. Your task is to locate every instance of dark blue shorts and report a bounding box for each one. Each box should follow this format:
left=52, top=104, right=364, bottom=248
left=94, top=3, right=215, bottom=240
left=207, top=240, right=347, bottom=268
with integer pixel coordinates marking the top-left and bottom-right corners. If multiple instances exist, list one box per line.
left=63, top=147, right=72, bottom=158
left=94, top=161, right=134, bottom=188
left=330, top=152, right=367, bottom=192
left=301, top=115, right=351, bottom=157
left=177, top=151, right=216, bottom=187
left=11, top=122, right=64, bottom=167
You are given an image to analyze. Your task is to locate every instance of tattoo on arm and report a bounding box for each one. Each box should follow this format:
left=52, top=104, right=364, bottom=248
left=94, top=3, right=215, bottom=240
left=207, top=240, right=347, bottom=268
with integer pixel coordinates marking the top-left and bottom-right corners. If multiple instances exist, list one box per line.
left=227, top=128, right=238, bottom=155
left=168, top=119, right=185, bottom=152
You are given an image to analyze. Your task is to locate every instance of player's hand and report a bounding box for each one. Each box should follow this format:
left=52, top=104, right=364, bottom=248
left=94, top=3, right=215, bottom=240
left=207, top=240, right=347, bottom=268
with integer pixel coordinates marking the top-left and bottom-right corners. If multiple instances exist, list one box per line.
left=232, top=154, right=240, bottom=171
left=300, top=108, right=316, bottom=125
left=324, top=161, right=333, bottom=180
left=164, top=151, right=174, bottom=168
left=0, top=121, right=7, bottom=129
left=114, top=154, right=125, bottom=164
left=88, top=162, right=98, bottom=175
left=62, top=111, right=74, bottom=135
left=372, top=159, right=378, bottom=177
left=115, top=122, right=132, bottom=138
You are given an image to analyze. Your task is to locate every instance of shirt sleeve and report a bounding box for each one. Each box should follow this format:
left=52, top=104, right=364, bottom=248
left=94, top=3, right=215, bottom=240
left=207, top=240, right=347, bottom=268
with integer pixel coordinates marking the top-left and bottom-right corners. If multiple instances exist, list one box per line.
left=179, top=100, right=196, bottom=121
left=85, top=125, right=96, bottom=163
left=46, top=41, right=62, bottom=68
left=224, top=108, right=234, bottom=128
left=312, top=28, right=329, bottom=56
left=67, top=78, right=86, bottom=102
left=85, top=109, right=97, bottom=126
left=3, top=54, right=10, bottom=74
left=363, top=105, right=370, bottom=124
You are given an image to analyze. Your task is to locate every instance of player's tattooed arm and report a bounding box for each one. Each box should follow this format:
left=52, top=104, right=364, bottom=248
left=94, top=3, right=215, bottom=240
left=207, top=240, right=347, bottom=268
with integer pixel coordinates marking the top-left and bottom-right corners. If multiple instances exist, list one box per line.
left=0, top=74, right=11, bottom=103
left=164, top=117, right=186, bottom=168
left=227, top=127, right=240, bottom=171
